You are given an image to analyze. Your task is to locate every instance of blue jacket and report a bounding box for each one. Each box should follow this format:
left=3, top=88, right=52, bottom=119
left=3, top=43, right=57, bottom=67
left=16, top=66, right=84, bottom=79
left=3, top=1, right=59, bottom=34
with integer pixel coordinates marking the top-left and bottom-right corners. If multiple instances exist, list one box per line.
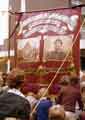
left=36, top=98, right=52, bottom=120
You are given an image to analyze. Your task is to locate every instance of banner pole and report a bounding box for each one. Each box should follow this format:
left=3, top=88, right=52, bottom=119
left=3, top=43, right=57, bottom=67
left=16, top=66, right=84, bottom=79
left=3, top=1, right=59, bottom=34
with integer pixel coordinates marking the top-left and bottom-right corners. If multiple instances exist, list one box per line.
left=7, top=12, right=11, bottom=73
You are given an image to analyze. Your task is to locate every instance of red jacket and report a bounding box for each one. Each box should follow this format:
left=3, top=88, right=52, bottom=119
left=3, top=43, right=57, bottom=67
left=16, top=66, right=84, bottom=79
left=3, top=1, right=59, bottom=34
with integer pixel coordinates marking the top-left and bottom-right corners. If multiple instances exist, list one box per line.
left=57, top=85, right=83, bottom=112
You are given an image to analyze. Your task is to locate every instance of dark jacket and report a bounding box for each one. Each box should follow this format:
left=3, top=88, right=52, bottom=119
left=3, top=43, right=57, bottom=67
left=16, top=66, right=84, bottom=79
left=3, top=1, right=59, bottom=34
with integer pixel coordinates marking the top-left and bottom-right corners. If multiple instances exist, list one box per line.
left=57, top=85, right=83, bottom=112
left=0, top=92, right=31, bottom=120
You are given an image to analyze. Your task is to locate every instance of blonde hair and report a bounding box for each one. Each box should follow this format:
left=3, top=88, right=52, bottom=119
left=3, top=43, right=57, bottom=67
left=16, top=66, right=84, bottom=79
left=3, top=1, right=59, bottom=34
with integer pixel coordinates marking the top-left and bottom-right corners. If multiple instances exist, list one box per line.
left=49, top=105, right=65, bottom=120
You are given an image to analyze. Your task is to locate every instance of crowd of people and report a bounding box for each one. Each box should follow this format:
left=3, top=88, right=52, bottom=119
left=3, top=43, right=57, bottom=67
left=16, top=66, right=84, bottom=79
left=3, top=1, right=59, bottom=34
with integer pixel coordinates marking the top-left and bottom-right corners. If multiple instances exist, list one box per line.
left=0, top=68, right=85, bottom=120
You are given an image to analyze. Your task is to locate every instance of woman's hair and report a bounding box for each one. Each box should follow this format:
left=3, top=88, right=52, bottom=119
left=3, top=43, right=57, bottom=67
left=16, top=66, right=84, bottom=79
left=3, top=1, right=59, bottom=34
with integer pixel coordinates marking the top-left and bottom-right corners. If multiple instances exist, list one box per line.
left=8, top=68, right=24, bottom=89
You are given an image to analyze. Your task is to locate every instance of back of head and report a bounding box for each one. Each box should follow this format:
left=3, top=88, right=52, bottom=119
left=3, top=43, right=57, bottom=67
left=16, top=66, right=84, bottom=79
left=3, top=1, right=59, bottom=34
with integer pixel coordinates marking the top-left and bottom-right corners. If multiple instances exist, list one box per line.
left=7, top=68, right=24, bottom=89
left=1, top=72, right=8, bottom=86
left=49, top=105, right=65, bottom=120
left=70, top=75, right=79, bottom=86
left=2, top=72, right=8, bottom=80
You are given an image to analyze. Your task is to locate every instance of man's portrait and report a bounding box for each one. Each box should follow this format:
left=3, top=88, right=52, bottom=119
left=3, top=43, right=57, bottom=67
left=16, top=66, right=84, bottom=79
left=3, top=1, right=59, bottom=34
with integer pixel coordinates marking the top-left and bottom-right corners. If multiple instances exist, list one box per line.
left=17, top=36, right=40, bottom=62
left=43, top=35, right=73, bottom=61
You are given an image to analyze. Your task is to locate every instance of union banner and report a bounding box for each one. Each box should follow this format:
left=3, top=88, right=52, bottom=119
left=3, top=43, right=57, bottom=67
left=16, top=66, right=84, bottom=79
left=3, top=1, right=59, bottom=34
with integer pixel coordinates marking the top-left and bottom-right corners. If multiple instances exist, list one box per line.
left=15, top=8, right=81, bottom=93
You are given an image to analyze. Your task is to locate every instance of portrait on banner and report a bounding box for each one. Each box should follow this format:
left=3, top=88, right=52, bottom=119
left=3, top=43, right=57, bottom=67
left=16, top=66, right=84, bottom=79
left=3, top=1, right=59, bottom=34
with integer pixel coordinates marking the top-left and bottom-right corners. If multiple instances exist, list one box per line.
left=17, top=36, right=40, bottom=62
left=43, top=35, right=73, bottom=61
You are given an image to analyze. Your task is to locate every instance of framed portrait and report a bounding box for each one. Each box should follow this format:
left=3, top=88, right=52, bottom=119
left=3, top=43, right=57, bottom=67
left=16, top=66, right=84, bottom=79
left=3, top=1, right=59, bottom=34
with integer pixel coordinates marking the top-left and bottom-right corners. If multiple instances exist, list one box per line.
left=17, top=36, right=41, bottom=62
left=43, top=35, right=73, bottom=61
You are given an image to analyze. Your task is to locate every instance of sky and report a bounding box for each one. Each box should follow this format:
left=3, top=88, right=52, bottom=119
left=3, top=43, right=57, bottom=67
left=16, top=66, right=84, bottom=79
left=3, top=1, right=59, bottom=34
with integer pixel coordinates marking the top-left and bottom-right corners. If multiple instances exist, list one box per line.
left=0, top=0, right=25, bottom=45
left=0, top=0, right=9, bottom=45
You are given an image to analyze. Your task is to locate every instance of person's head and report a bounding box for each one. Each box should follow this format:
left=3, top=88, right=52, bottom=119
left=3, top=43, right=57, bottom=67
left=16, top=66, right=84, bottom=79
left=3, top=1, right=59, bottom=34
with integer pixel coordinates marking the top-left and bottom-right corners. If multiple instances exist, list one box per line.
left=70, top=75, right=79, bottom=86
left=81, top=86, right=85, bottom=93
left=49, top=105, right=66, bottom=120
left=7, top=68, right=24, bottom=89
left=2, top=72, right=7, bottom=80
left=24, top=42, right=31, bottom=50
left=54, top=39, right=63, bottom=51
left=37, top=87, right=49, bottom=99
left=59, top=75, right=70, bottom=86
left=1, top=72, right=8, bottom=86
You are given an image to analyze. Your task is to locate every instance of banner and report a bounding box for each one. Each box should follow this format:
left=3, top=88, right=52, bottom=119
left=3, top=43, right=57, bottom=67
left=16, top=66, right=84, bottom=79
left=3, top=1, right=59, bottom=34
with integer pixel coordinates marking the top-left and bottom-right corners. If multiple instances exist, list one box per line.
left=16, top=8, right=81, bottom=93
